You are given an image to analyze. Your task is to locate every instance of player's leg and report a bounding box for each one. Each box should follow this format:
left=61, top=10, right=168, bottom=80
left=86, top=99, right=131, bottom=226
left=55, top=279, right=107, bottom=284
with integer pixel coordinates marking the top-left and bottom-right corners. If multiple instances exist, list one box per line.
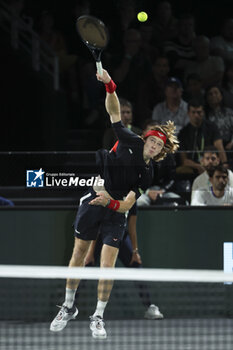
left=90, top=244, right=119, bottom=339
left=50, top=189, right=102, bottom=332
left=65, top=238, right=92, bottom=305
left=50, top=238, right=91, bottom=332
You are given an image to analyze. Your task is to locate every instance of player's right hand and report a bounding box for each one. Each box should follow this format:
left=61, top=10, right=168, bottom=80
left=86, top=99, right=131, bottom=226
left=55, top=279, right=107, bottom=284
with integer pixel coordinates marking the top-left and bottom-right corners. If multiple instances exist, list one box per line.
left=96, top=69, right=111, bottom=84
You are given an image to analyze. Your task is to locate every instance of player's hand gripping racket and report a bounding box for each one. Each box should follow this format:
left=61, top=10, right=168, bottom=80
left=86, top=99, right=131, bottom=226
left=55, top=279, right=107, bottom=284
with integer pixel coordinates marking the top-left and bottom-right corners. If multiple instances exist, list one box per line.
left=76, top=15, right=109, bottom=76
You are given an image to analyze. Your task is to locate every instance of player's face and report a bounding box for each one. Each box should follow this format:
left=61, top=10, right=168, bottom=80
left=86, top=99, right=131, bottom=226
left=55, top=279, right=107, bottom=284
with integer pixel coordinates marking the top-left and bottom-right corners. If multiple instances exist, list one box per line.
left=210, top=171, right=228, bottom=191
left=143, top=136, right=164, bottom=160
left=201, top=152, right=219, bottom=169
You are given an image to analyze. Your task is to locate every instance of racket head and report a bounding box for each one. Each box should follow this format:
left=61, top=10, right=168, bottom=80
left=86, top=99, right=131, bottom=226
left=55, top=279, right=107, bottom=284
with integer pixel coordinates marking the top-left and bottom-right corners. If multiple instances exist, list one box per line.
left=76, top=15, right=109, bottom=61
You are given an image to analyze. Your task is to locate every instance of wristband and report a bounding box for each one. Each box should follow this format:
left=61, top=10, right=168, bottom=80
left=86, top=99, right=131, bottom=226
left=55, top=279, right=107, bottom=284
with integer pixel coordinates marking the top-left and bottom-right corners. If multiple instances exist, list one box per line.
left=107, top=199, right=120, bottom=211
left=105, top=79, right=117, bottom=94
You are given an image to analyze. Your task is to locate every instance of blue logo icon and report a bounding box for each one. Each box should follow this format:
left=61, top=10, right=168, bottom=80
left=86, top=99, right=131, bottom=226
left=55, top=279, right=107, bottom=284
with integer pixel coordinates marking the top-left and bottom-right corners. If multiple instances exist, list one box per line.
left=26, top=169, right=45, bottom=187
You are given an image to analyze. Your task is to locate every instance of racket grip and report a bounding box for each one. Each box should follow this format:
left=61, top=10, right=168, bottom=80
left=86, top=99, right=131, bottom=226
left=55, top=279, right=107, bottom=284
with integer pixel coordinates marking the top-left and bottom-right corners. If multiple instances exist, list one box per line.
left=96, top=61, right=103, bottom=76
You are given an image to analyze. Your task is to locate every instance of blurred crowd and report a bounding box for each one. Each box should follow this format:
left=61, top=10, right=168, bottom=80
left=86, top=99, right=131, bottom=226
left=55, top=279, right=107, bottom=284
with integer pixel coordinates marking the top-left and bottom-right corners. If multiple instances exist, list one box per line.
left=6, top=0, right=233, bottom=205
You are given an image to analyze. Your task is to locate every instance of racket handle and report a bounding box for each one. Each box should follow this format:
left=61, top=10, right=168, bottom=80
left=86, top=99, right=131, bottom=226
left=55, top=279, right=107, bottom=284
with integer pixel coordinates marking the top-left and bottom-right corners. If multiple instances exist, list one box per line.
left=96, top=61, right=103, bottom=76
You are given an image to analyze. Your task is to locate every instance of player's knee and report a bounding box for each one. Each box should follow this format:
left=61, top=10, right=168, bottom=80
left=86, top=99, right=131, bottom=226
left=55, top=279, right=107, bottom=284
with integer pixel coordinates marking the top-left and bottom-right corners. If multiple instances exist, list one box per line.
left=72, top=243, right=89, bottom=261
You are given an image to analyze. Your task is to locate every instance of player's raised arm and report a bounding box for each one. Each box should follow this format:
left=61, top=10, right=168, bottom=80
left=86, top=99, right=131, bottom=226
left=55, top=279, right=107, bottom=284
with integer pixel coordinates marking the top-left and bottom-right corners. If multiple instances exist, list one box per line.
left=96, top=69, right=121, bottom=124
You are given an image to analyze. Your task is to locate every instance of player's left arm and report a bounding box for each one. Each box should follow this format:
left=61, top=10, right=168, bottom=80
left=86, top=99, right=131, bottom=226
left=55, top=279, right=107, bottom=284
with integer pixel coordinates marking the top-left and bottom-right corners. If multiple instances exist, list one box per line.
left=89, top=190, right=136, bottom=213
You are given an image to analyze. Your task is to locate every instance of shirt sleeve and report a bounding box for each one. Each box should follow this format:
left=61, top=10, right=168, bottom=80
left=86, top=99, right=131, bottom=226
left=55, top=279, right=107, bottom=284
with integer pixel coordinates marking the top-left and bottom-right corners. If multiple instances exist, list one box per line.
left=112, top=121, right=142, bottom=145
left=191, top=189, right=206, bottom=206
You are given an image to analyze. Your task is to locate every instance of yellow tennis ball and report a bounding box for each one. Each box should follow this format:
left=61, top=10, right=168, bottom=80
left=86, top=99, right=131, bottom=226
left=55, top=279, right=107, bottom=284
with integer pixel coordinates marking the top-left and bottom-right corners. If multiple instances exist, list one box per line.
left=137, top=11, right=148, bottom=22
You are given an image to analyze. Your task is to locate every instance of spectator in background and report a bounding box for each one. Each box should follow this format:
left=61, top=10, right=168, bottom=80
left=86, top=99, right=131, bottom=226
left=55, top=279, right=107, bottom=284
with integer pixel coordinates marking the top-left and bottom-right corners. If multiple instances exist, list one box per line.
left=191, top=146, right=233, bottom=202
left=102, top=98, right=141, bottom=149
left=183, top=73, right=205, bottom=104
left=136, top=55, right=170, bottom=124
left=205, top=85, right=233, bottom=153
left=191, top=164, right=233, bottom=205
left=37, top=11, right=77, bottom=75
left=184, top=36, right=225, bottom=89
left=222, top=60, right=233, bottom=109
left=151, top=1, right=178, bottom=48
left=8, top=0, right=33, bottom=29
left=139, top=22, right=159, bottom=63
left=163, top=13, right=196, bottom=80
left=112, top=28, right=151, bottom=104
left=37, top=10, right=80, bottom=108
left=177, top=98, right=227, bottom=175
left=152, top=77, right=188, bottom=134
left=210, top=18, right=233, bottom=63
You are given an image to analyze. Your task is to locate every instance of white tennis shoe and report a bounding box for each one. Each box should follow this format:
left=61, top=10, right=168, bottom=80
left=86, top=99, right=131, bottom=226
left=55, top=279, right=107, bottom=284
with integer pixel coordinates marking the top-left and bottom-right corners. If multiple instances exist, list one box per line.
left=50, top=305, right=78, bottom=332
left=89, top=315, right=107, bottom=339
left=144, top=304, right=164, bottom=319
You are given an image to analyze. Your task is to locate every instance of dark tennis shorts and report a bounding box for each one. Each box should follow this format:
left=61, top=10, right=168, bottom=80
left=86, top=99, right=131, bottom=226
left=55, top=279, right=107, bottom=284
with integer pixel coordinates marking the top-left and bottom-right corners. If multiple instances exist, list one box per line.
left=73, top=188, right=127, bottom=248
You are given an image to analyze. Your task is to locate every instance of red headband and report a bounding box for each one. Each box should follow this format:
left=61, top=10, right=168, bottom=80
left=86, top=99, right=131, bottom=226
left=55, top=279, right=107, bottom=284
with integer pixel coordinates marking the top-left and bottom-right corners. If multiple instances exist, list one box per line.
left=144, top=130, right=167, bottom=144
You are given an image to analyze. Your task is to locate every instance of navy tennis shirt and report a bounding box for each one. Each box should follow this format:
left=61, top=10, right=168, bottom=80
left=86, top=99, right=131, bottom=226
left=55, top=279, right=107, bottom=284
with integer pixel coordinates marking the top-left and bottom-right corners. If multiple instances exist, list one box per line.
left=96, top=121, right=154, bottom=200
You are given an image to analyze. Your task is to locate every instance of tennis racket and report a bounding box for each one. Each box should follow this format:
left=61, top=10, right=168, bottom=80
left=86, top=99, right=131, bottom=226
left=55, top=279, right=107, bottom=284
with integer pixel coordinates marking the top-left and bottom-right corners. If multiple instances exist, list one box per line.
left=76, top=15, right=109, bottom=76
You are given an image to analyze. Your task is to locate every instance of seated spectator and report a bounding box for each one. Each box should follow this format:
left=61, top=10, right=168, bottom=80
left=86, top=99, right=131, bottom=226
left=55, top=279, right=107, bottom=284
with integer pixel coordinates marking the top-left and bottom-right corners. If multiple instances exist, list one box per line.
left=205, top=85, right=233, bottom=153
left=163, top=13, right=196, bottom=80
left=177, top=98, right=227, bottom=174
left=136, top=55, right=170, bottom=124
left=210, top=18, right=233, bottom=63
left=139, top=22, right=159, bottom=63
left=183, top=73, right=205, bottom=104
left=37, top=11, right=77, bottom=74
left=191, top=164, right=233, bottom=205
left=222, top=60, right=233, bottom=109
left=184, top=36, right=225, bottom=89
left=191, top=146, right=233, bottom=203
left=137, top=153, right=182, bottom=206
left=151, top=0, right=178, bottom=48
left=37, top=10, right=80, bottom=110
left=112, top=28, right=151, bottom=104
left=102, top=98, right=141, bottom=149
left=152, top=77, right=189, bottom=134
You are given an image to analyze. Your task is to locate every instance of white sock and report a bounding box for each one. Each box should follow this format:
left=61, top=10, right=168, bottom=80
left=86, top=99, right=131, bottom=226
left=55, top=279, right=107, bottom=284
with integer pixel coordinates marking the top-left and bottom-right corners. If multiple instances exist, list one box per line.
left=64, top=288, right=76, bottom=309
left=92, top=300, right=108, bottom=318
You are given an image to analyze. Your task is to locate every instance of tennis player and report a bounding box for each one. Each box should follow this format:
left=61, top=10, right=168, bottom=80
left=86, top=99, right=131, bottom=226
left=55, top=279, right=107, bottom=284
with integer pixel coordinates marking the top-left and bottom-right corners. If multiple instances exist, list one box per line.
left=50, top=69, right=179, bottom=339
